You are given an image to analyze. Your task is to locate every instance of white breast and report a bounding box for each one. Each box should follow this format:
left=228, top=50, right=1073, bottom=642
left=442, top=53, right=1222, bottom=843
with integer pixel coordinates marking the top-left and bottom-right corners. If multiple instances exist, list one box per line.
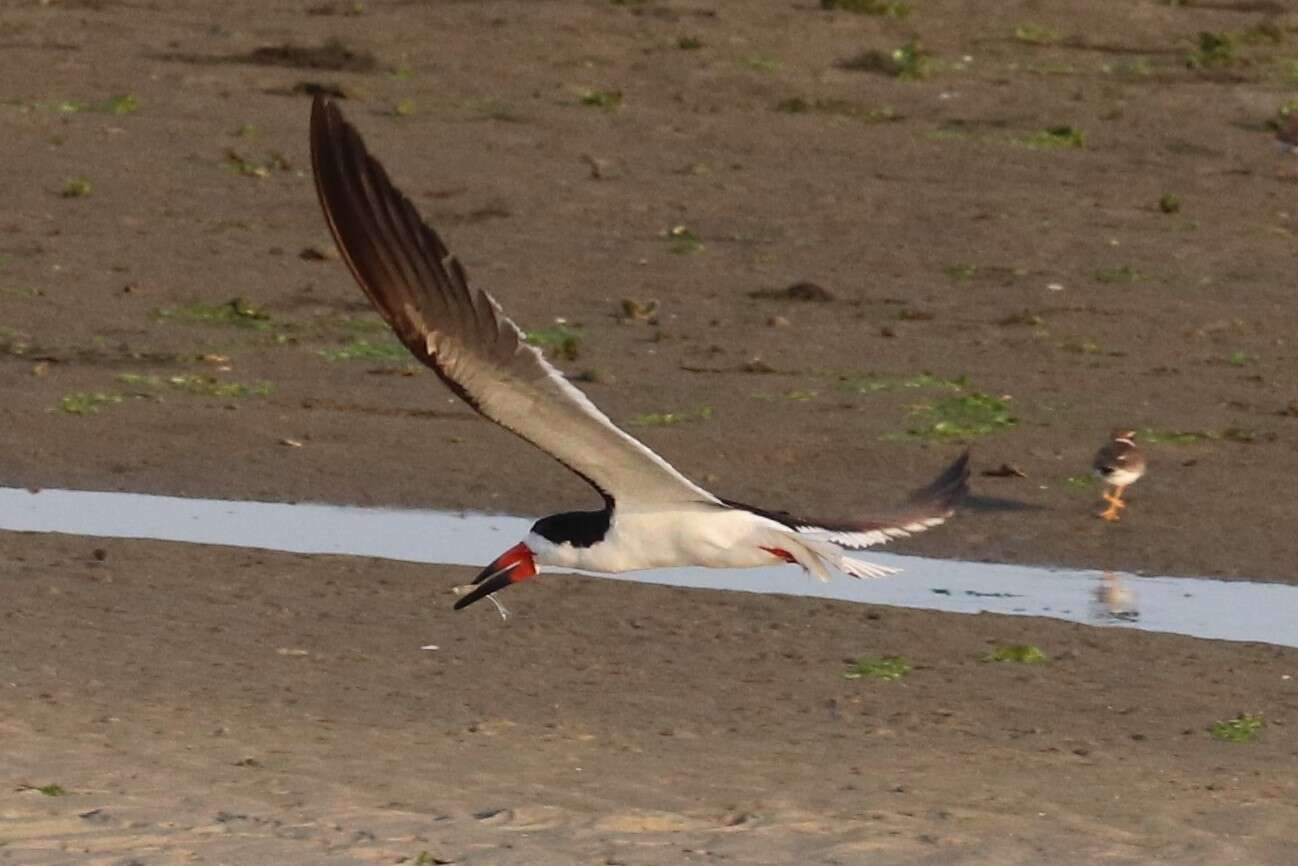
left=1098, top=467, right=1142, bottom=487
left=529, top=505, right=783, bottom=574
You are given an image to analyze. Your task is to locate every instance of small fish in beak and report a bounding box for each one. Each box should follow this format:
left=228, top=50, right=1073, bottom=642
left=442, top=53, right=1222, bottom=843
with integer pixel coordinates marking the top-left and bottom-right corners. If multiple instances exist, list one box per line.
left=453, top=542, right=538, bottom=612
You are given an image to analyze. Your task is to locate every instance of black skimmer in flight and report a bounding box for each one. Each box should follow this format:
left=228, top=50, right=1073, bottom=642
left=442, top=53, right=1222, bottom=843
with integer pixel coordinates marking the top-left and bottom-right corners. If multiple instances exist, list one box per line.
left=1093, top=429, right=1146, bottom=522
left=309, top=96, right=970, bottom=612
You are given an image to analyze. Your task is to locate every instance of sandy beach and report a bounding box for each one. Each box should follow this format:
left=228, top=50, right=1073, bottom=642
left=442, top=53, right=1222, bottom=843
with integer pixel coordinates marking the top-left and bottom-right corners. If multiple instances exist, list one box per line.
left=4, top=534, right=1297, bottom=864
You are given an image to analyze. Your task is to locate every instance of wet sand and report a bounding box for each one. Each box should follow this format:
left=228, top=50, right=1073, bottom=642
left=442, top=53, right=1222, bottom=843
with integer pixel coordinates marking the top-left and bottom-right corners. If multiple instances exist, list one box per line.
left=4, top=534, right=1297, bottom=864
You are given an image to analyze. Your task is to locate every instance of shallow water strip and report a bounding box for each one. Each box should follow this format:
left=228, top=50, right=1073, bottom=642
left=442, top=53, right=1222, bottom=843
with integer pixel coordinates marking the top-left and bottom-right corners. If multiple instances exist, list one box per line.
left=1, top=486, right=1294, bottom=648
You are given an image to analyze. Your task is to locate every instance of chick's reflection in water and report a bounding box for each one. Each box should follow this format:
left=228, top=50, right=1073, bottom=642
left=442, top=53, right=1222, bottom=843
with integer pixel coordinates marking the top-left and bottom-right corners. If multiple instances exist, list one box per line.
left=1092, top=571, right=1139, bottom=623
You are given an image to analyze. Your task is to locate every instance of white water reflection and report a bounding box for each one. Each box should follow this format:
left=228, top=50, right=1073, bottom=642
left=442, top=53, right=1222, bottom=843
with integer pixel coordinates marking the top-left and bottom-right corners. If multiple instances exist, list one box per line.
left=1, top=486, right=1295, bottom=648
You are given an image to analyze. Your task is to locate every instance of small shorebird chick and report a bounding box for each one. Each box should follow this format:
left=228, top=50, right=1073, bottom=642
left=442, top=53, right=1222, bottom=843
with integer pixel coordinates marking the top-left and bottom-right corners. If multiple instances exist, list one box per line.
left=1093, top=429, right=1145, bottom=522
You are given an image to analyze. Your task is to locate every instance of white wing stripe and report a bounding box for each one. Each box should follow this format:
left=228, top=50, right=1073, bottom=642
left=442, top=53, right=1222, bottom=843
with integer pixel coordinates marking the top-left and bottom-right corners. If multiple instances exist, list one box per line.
left=793, top=515, right=950, bottom=551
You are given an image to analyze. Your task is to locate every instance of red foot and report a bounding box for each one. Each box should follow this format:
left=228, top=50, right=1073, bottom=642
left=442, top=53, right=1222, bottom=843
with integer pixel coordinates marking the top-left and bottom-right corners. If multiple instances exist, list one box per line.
left=761, top=546, right=796, bottom=563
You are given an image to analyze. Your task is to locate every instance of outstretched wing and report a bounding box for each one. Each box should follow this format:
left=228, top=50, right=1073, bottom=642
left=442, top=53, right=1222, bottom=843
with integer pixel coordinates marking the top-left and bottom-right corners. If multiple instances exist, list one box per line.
left=310, top=97, right=718, bottom=506
left=725, top=450, right=970, bottom=550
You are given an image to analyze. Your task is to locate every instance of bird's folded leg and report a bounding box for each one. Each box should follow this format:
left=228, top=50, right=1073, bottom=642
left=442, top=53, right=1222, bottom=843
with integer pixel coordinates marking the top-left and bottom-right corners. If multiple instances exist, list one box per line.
left=1097, top=485, right=1127, bottom=521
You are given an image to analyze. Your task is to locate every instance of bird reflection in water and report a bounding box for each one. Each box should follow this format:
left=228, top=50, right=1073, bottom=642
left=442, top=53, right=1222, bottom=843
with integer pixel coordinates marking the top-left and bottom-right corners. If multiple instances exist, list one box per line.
left=1092, top=570, right=1139, bottom=623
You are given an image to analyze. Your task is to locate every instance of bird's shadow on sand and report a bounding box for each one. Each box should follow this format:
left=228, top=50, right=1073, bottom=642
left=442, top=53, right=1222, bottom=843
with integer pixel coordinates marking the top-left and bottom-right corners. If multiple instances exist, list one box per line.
left=962, top=494, right=1045, bottom=513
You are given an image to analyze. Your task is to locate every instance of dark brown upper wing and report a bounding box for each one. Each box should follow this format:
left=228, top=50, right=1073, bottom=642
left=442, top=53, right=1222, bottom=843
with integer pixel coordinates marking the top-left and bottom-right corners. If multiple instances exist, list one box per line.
left=309, top=97, right=718, bottom=505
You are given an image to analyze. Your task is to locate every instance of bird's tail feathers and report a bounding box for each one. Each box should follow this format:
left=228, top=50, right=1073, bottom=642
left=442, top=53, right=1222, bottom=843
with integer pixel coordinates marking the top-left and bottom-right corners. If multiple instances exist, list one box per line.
left=768, top=532, right=900, bottom=582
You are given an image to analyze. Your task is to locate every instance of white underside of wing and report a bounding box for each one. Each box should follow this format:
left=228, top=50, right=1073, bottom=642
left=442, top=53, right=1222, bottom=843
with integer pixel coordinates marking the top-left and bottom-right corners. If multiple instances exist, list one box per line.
left=312, top=97, right=718, bottom=509
left=429, top=323, right=720, bottom=506
left=792, top=516, right=948, bottom=550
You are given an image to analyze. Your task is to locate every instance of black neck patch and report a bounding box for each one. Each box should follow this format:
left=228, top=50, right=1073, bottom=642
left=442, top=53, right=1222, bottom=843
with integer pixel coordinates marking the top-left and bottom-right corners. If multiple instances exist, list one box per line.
left=531, top=506, right=612, bottom=548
